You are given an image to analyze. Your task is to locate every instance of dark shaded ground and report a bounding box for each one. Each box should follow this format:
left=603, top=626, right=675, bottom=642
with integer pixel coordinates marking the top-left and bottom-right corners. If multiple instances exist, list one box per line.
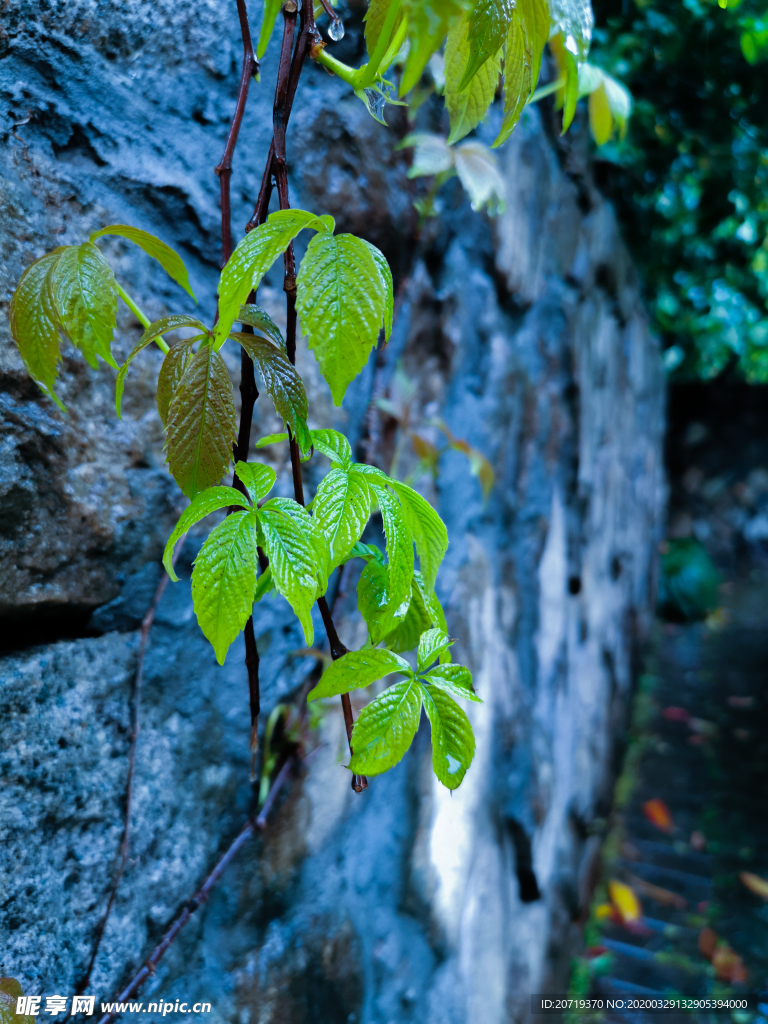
left=570, top=382, right=768, bottom=1019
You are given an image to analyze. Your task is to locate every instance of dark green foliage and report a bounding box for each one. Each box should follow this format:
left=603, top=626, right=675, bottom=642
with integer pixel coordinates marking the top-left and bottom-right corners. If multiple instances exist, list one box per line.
left=657, top=538, right=721, bottom=621
left=592, top=0, right=768, bottom=380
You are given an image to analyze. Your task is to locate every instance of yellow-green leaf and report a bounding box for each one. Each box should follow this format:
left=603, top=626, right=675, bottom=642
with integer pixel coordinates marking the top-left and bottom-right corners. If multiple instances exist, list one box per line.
left=90, top=224, right=196, bottom=300
left=420, top=683, right=475, bottom=789
left=349, top=677, right=422, bottom=776
left=493, top=14, right=532, bottom=148
left=445, top=13, right=502, bottom=144
left=116, top=315, right=207, bottom=418
left=163, top=484, right=250, bottom=581
left=308, top=647, right=412, bottom=701
left=8, top=250, right=65, bottom=409
left=589, top=82, right=612, bottom=147
left=50, top=242, right=118, bottom=369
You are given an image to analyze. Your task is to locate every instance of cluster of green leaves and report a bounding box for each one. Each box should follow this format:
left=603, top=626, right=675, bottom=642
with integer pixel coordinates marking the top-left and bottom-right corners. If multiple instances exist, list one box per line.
left=591, top=0, right=768, bottom=381
left=303, top=0, right=596, bottom=144
left=308, top=627, right=480, bottom=787
left=8, top=226, right=193, bottom=409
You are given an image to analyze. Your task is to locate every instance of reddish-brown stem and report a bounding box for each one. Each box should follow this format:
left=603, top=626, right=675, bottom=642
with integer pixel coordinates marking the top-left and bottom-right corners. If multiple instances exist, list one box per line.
left=94, top=757, right=295, bottom=1024
left=215, top=0, right=258, bottom=267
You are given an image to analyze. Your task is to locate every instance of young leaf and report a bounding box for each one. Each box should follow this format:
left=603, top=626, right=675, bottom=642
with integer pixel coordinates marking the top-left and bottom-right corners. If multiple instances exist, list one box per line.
left=258, top=498, right=323, bottom=645
left=460, top=0, right=514, bottom=91
left=422, top=663, right=481, bottom=702
left=50, top=242, right=119, bottom=369
left=157, top=337, right=197, bottom=427
left=309, top=429, right=353, bottom=468
left=550, top=33, right=579, bottom=134
left=313, top=467, right=372, bottom=567
left=349, top=540, right=387, bottom=565
left=8, top=250, right=65, bottom=408
left=420, top=684, right=475, bottom=789
left=308, top=647, right=412, bottom=702
left=367, top=481, right=414, bottom=621
left=381, top=573, right=433, bottom=652
left=400, top=0, right=465, bottom=96
left=90, top=224, right=196, bottom=300
left=254, top=565, right=275, bottom=603
left=296, top=233, right=392, bottom=406
left=400, top=132, right=455, bottom=178
left=163, top=484, right=250, bottom=581
left=234, top=460, right=276, bottom=503
left=417, top=627, right=455, bottom=672
left=230, top=332, right=311, bottom=454
left=589, top=83, right=612, bottom=147
left=215, top=209, right=333, bottom=349
left=165, top=344, right=237, bottom=498
left=388, top=481, right=447, bottom=591
left=492, top=14, right=533, bottom=148
left=191, top=510, right=259, bottom=665
left=237, top=304, right=286, bottom=351
left=348, top=678, right=423, bottom=776
left=264, top=496, right=331, bottom=597
left=517, top=0, right=550, bottom=94
left=365, top=0, right=405, bottom=66
left=257, top=0, right=282, bottom=58
left=357, top=559, right=408, bottom=644
left=454, top=142, right=506, bottom=213
left=254, top=431, right=289, bottom=449
left=549, top=0, right=593, bottom=62
left=444, top=14, right=502, bottom=144
left=116, top=315, right=208, bottom=418
left=359, top=238, right=394, bottom=340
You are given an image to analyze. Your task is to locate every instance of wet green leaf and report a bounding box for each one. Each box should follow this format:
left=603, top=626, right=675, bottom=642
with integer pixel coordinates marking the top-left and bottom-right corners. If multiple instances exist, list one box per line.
left=420, top=683, right=475, bottom=789
left=116, top=315, right=207, bottom=418
left=50, top=242, right=118, bottom=369
left=313, top=467, right=372, bottom=567
left=307, top=647, right=412, bottom=701
left=348, top=677, right=422, bottom=775
left=90, top=224, right=196, bottom=300
left=445, top=13, right=502, bottom=144
left=234, top=460, right=276, bottom=503
left=417, top=626, right=455, bottom=672
left=422, top=662, right=481, bottom=702
left=8, top=250, right=65, bottom=409
left=460, top=0, right=514, bottom=91
left=163, top=484, right=250, bottom=581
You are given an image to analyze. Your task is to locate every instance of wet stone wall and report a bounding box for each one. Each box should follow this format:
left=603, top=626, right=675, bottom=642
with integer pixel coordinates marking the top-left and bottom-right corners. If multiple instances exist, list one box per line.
left=0, top=2, right=665, bottom=1022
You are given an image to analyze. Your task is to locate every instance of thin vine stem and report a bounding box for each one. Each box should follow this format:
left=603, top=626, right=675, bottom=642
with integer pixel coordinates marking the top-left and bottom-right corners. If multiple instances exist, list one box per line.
left=114, top=284, right=169, bottom=354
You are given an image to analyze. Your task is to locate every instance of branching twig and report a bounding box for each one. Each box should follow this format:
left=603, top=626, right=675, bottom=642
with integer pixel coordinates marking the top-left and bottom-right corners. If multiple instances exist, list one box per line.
left=94, top=757, right=295, bottom=1024
left=73, top=537, right=188, bottom=1001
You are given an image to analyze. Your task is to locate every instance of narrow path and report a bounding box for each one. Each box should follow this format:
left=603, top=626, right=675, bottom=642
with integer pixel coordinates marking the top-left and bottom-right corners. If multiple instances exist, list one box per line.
left=574, top=579, right=768, bottom=1021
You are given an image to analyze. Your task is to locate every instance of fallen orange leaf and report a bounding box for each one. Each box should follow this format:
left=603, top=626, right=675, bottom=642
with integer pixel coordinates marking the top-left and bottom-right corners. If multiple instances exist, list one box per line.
left=698, top=927, right=718, bottom=960
left=712, top=944, right=747, bottom=984
left=643, top=798, right=674, bottom=832
left=740, top=872, right=768, bottom=900
left=609, top=880, right=642, bottom=923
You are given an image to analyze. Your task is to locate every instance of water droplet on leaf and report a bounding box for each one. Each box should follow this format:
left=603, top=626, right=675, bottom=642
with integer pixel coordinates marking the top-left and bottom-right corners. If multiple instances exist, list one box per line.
left=328, top=17, right=345, bottom=41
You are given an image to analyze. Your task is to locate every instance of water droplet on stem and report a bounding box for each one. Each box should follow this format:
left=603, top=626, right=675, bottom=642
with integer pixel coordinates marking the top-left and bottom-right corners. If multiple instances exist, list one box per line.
left=328, top=17, right=345, bottom=41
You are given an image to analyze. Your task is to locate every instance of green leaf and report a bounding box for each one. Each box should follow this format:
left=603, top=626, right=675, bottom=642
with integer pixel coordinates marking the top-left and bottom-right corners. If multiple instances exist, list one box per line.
left=234, top=460, right=276, bottom=503
left=517, top=0, right=550, bottom=94
left=550, top=32, right=579, bottom=133
left=215, top=209, right=333, bottom=349
left=422, top=662, right=481, bottom=702
left=309, top=428, right=353, bottom=468
left=492, top=13, right=532, bottom=148
left=313, top=467, right=372, bottom=567
left=349, top=540, right=387, bottom=565
left=296, top=232, right=391, bottom=406
left=255, top=431, right=289, bottom=449
left=254, top=565, right=275, bottom=603
left=454, top=142, right=506, bottom=212
left=381, top=572, right=434, bottom=652
left=8, top=250, right=65, bottom=408
left=388, top=480, right=447, bottom=591
left=257, top=0, right=282, bottom=58
left=191, top=510, right=259, bottom=665
left=90, top=224, right=196, bottom=300
left=348, top=678, right=422, bottom=775
left=163, top=484, right=250, bottom=581
left=50, top=242, right=118, bottom=369
left=357, top=559, right=408, bottom=643
left=417, top=568, right=448, bottom=632
left=359, top=238, right=394, bottom=340
left=116, top=315, right=208, bottom=418
left=230, top=332, right=311, bottom=454
left=420, top=683, right=475, bottom=788
left=365, top=0, right=405, bottom=65
left=265, top=495, right=331, bottom=597
left=367, top=480, right=414, bottom=621
left=157, top=337, right=197, bottom=427
left=308, top=647, right=412, bottom=701
left=400, top=0, right=466, bottom=96
left=417, top=627, right=455, bottom=672
left=237, top=303, right=286, bottom=351
left=258, top=498, right=324, bottom=645
left=445, top=13, right=502, bottom=144
left=549, top=0, right=593, bottom=62
left=460, top=0, right=514, bottom=91
left=165, top=344, right=237, bottom=498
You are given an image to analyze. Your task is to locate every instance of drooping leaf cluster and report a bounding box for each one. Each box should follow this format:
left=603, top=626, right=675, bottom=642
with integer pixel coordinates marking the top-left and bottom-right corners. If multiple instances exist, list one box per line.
left=591, top=0, right=768, bottom=381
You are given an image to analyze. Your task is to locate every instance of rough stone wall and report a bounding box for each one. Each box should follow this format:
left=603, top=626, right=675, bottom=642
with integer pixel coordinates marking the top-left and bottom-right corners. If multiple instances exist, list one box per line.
left=0, top=2, right=665, bottom=1022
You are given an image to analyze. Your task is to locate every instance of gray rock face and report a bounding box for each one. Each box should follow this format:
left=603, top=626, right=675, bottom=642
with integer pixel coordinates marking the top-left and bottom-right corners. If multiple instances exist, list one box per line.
left=0, top=2, right=665, bottom=1022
